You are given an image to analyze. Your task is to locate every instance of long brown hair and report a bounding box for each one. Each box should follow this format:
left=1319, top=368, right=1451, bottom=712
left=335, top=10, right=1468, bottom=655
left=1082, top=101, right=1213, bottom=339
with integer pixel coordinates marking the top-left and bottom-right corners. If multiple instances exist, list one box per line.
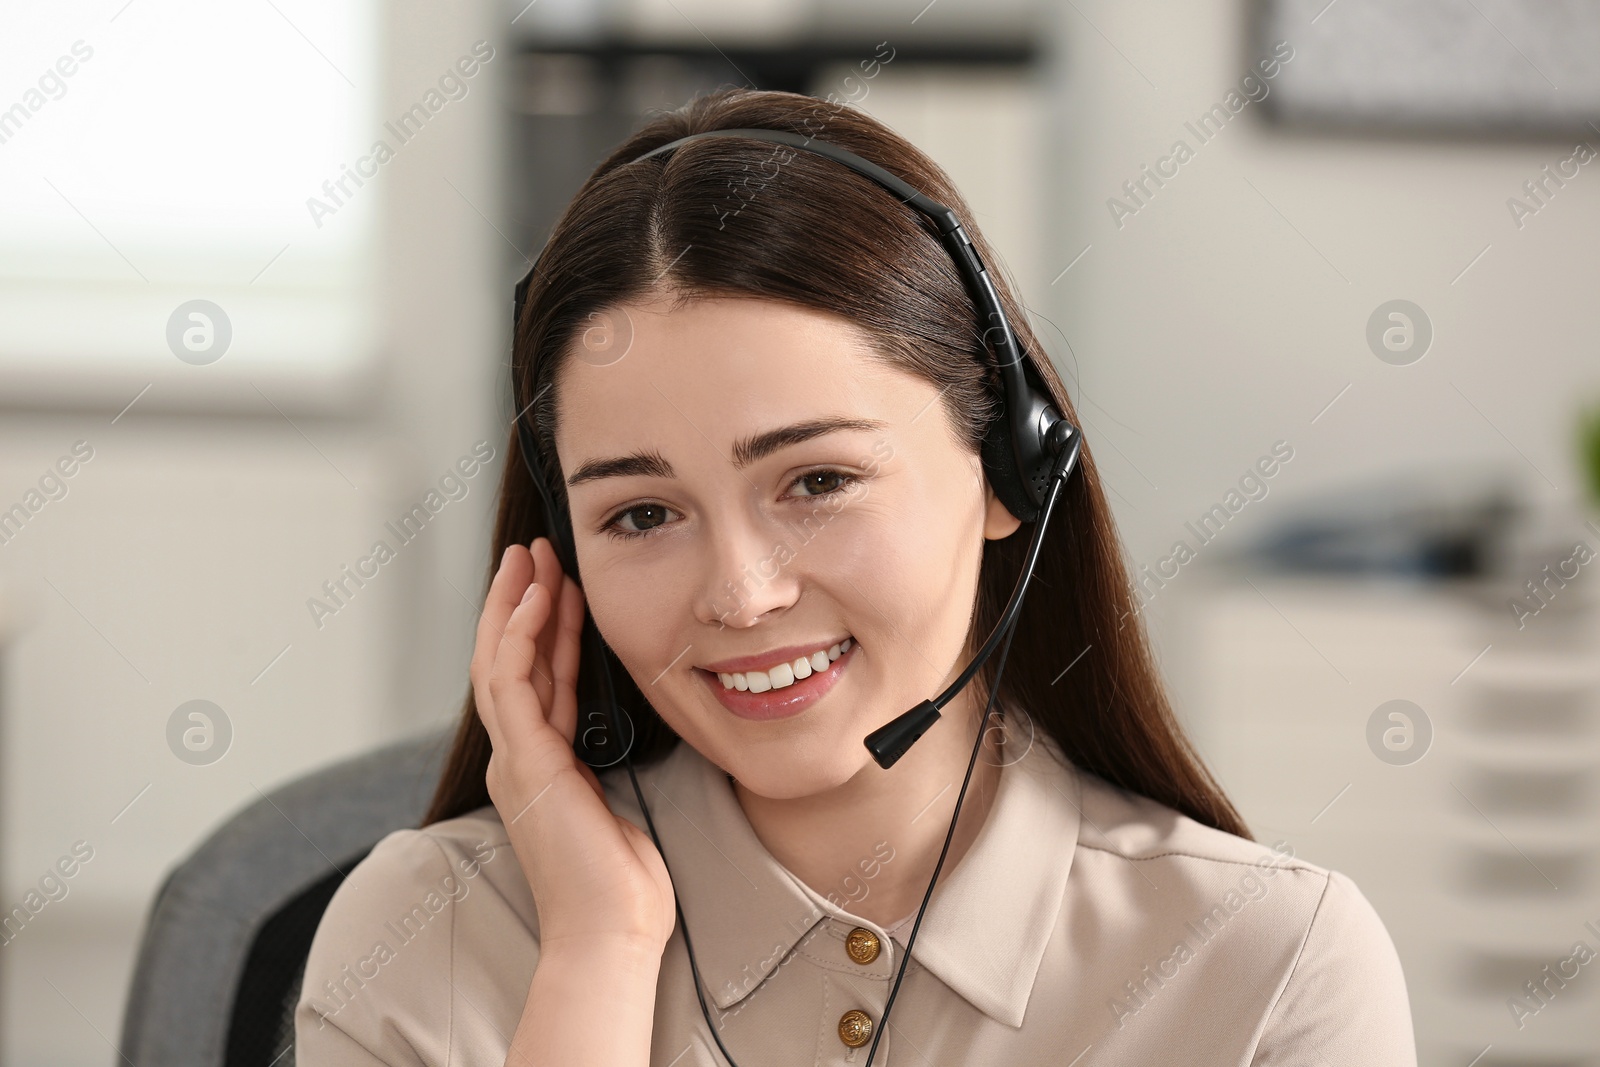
left=421, top=86, right=1249, bottom=840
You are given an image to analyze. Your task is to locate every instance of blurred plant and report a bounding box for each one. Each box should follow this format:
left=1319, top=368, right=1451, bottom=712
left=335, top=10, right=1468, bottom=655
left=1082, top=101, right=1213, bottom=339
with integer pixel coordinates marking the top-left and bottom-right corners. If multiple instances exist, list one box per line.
left=1581, top=402, right=1600, bottom=511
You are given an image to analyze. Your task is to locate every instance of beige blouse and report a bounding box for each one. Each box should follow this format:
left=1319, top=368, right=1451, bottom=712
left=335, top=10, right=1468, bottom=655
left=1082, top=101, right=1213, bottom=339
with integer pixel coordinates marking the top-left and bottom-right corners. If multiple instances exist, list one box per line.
left=294, top=727, right=1417, bottom=1065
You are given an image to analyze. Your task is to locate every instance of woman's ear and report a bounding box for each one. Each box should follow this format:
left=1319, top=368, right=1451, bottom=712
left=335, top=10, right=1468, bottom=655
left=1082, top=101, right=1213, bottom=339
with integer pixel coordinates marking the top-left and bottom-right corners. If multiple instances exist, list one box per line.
left=982, top=479, right=1024, bottom=541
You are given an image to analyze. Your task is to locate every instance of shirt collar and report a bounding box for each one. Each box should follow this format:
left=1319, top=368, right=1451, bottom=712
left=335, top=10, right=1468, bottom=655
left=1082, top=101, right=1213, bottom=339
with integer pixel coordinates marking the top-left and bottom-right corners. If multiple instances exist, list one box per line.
left=632, top=722, right=1082, bottom=1028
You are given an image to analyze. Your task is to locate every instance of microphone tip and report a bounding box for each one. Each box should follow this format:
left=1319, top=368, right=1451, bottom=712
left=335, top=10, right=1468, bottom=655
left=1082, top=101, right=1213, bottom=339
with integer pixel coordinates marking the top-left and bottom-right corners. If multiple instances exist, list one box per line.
left=864, top=701, right=942, bottom=769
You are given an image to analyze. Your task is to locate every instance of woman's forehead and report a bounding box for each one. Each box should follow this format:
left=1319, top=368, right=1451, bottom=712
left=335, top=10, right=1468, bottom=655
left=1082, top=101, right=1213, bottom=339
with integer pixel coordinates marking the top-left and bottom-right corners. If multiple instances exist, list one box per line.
left=572, top=293, right=874, bottom=376
left=553, top=295, right=909, bottom=455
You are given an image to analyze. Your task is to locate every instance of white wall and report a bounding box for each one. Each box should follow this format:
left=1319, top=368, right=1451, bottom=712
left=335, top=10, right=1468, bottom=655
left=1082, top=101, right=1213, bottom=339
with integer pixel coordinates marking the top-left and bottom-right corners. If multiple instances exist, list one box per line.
left=0, top=1, right=504, bottom=1062
left=1044, top=0, right=1600, bottom=596
left=817, top=62, right=1049, bottom=304
left=1040, top=3, right=1600, bottom=1062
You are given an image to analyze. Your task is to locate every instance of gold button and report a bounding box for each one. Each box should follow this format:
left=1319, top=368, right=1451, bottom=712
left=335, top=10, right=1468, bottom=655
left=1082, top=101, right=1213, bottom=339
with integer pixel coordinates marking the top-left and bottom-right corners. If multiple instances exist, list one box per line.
left=845, top=927, right=881, bottom=965
left=838, top=1009, right=874, bottom=1048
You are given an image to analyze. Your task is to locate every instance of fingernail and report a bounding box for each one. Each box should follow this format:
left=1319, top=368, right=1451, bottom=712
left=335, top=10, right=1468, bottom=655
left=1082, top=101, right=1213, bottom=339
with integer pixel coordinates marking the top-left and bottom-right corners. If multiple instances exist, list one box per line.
left=520, top=583, right=540, bottom=606
left=501, top=545, right=514, bottom=566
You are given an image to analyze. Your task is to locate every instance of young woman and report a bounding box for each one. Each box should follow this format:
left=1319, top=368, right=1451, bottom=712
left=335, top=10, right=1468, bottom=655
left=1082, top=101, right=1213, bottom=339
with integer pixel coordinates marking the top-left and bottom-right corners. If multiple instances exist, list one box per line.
left=295, top=86, right=1416, bottom=1066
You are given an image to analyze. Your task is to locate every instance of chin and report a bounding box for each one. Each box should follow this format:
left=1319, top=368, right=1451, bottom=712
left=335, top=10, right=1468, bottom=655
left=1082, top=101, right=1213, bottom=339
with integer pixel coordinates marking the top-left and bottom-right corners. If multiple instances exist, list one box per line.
left=712, top=730, right=878, bottom=800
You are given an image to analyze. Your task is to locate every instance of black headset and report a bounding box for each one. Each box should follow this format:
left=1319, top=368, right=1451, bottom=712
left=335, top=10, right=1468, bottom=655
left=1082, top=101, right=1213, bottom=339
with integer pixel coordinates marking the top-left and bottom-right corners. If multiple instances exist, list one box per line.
left=514, top=127, right=1074, bottom=537
left=508, top=126, right=1084, bottom=1067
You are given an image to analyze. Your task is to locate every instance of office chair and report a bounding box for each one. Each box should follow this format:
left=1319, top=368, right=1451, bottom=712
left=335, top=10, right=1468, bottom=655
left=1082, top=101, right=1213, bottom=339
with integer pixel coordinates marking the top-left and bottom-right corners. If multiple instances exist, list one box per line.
left=118, top=725, right=455, bottom=1067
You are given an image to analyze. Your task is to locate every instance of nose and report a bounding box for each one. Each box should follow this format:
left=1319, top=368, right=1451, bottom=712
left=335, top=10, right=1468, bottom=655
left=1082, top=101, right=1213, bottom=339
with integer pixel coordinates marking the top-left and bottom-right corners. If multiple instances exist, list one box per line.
left=693, top=512, right=801, bottom=630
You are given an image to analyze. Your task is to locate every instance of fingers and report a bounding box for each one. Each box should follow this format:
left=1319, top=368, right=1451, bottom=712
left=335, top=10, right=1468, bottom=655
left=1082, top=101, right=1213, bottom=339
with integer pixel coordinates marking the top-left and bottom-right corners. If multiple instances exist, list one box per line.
left=468, top=535, right=594, bottom=793
left=471, top=544, right=530, bottom=750
left=573, top=759, right=606, bottom=804
left=484, top=577, right=559, bottom=758
left=546, top=574, right=585, bottom=745
left=528, top=537, right=567, bottom=719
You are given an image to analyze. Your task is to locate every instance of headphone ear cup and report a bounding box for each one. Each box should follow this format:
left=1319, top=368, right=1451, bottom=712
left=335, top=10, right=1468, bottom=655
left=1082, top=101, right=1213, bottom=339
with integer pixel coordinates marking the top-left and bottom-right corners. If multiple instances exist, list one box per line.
left=980, top=409, right=1040, bottom=525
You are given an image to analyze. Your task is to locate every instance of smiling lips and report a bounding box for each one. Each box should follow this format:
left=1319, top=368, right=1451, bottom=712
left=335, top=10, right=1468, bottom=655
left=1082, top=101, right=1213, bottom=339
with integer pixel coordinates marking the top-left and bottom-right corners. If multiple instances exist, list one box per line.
left=715, top=637, right=853, bottom=694
left=696, top=636, right=857, bottom=721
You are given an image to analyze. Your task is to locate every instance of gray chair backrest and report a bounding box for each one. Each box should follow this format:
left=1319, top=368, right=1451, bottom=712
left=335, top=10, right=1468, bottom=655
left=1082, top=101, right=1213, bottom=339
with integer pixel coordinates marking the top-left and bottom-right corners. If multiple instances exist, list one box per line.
left=118, top=725, right=456, bottom=1067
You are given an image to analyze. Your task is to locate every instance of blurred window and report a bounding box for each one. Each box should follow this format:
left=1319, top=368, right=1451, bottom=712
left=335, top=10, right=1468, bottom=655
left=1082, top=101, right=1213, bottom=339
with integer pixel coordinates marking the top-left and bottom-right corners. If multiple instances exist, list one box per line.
left=0, top=1, right=379, bottom=393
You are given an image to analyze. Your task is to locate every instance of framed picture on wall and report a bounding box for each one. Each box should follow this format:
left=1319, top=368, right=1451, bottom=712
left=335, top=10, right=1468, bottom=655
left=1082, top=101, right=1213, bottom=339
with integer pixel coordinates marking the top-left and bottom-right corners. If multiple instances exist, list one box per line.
left=1255, top=0, right=1600, bottom=136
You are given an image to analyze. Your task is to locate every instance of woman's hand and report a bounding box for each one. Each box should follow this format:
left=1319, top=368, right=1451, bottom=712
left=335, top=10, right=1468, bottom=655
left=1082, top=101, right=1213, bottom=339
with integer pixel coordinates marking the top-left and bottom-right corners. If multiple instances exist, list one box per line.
left=470, top=536, right=676, bottom=954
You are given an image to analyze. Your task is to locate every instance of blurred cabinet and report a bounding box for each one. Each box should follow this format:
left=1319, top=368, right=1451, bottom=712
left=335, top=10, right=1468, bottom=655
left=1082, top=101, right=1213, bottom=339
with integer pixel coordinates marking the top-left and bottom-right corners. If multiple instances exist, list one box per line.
left=1165, top=566, right=1600, bottom=1067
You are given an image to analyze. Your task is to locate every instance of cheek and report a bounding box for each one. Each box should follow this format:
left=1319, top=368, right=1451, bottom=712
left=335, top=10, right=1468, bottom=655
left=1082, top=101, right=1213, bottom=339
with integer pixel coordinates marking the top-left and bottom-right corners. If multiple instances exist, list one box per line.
left=579, top=556, right=691, bottom=674
left=834, top=515, right=928, bottom=613
left=822, top=494, right=982, bottom=659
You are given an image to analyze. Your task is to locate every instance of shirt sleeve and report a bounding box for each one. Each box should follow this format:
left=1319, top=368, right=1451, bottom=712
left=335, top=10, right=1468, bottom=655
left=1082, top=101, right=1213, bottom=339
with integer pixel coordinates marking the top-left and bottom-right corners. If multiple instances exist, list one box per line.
left=294, top=830, right=457, bottom=1067
left=1249, top=870, right=1418, bottom=1067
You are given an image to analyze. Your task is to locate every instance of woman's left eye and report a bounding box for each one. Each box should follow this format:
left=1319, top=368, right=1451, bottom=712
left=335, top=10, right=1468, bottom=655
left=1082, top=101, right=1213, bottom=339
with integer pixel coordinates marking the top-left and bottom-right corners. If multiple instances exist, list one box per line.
left=790, top=468, right=858, bottom=498
left=603, top=503, right=678, bottom=541
left=600, top=468, right=859, bottom=542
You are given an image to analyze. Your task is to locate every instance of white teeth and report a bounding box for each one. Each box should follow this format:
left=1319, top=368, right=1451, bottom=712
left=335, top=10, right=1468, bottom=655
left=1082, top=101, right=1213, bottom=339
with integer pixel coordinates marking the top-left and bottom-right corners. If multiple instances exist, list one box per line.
left=715, top=638, right=855, bottom=692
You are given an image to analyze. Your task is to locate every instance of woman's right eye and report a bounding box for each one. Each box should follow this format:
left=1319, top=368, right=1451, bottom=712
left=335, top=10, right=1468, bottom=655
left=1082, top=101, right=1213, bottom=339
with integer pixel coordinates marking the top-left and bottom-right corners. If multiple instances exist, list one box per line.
left=602, top=503, right=678, bottom=541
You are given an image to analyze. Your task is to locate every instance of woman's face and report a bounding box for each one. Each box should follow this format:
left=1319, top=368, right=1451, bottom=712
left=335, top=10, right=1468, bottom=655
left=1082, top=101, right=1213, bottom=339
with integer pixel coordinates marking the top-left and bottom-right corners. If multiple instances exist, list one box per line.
left=553, top=292, right=1021, bottom=799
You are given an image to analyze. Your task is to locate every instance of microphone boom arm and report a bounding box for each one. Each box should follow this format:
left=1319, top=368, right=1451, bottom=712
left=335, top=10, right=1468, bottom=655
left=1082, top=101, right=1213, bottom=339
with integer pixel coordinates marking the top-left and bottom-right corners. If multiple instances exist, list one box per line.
left=864, top=419, right=1082, bottom=769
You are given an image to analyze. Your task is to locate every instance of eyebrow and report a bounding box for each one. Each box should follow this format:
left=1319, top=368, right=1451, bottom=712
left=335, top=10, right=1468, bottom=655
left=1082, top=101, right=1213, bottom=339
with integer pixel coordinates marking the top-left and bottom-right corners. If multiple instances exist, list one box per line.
left=565, top=415, right=889, bottom=488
